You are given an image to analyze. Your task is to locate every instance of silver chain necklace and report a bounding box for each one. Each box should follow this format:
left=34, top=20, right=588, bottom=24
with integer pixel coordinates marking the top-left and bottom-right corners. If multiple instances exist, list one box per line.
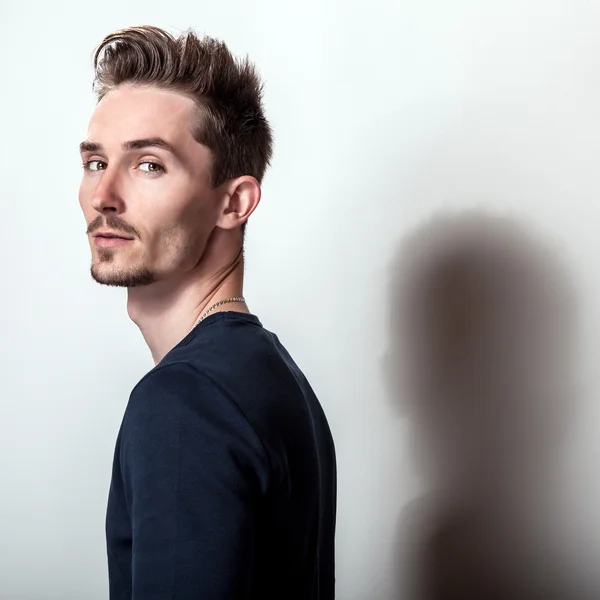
left=193, top=297, right=245, bottom=329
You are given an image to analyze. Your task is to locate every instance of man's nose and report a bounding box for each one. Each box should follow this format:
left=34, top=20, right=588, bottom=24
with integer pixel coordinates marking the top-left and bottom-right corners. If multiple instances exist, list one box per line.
left=90, top=170, right=125, bottom=214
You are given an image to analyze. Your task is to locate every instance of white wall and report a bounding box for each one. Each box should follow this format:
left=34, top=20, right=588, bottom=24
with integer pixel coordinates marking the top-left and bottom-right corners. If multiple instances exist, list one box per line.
left=2, top=1, right=600, bottom=598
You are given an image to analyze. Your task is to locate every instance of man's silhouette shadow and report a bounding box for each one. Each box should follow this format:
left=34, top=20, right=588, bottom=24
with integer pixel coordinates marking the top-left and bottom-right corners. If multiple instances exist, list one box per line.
left=384, top=210, right=580, bottom=600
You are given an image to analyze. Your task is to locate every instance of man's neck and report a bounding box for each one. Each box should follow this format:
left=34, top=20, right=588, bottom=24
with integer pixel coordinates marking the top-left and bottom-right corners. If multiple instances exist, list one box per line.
left=126, top=256, right=246, bottom=365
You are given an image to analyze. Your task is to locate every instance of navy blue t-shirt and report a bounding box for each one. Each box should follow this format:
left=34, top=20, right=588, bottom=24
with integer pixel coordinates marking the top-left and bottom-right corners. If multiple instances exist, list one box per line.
left=106, top=312, right=337, bottom=599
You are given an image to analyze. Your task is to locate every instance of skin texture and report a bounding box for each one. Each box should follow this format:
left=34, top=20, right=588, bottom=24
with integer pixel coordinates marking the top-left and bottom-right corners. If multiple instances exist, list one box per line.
left=79, top=84, right=261, bottom=363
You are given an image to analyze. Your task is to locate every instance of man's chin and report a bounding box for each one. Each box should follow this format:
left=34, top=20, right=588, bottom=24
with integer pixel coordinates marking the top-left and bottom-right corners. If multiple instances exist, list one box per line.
left=90, top=265, right=157, bottom=288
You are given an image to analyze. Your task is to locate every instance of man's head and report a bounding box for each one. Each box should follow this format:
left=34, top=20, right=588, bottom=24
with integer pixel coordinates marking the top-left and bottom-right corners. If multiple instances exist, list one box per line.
left=79, top=26, right=273, bottom=287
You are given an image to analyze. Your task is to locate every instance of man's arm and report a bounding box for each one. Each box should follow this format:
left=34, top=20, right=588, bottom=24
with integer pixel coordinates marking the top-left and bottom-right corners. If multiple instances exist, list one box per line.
left=120, top=362, right=270, bottom=599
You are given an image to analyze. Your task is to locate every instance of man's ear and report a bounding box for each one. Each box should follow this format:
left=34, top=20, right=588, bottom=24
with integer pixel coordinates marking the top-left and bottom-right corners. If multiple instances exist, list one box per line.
left=216, top=176, right=261, bottom=230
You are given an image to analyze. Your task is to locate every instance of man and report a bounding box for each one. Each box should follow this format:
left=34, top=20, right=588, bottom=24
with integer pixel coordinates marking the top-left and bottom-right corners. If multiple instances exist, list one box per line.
left=78, top=25, right=337, bottom=599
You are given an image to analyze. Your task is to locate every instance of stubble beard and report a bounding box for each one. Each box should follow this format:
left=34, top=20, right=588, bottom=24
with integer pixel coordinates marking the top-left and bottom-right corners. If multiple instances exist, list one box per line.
left=91, top=249, right=157, bottom=288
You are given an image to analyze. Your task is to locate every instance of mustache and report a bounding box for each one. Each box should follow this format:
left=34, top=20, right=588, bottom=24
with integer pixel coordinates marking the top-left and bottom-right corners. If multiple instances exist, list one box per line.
left=87, top=215, right=139, bottom=238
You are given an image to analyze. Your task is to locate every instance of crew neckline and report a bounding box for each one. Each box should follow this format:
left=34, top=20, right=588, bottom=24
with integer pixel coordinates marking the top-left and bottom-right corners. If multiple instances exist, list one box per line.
left=196, top=311, right=261, bottom=329
left=156, top=312, right=263, bottom=367
left=179, top=310, right=261, bottom=346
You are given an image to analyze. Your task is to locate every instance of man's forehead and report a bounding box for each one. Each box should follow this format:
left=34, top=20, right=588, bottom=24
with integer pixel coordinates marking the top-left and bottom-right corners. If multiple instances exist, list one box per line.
left=88, top=85, right=198, bottom=141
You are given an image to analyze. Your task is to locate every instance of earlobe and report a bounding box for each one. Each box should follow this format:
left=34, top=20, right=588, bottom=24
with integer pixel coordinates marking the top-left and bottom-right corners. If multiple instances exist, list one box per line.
left=217, top=176, right=261, bottom=230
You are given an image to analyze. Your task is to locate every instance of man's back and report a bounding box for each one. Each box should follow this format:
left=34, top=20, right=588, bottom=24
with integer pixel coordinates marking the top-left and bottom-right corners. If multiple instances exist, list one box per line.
left=106, top=312, right=337, bottom=599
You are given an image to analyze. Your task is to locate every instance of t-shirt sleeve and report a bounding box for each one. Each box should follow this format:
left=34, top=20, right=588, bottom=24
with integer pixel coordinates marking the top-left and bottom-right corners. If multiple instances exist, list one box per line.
left=119, top=361, right=270, bottom=599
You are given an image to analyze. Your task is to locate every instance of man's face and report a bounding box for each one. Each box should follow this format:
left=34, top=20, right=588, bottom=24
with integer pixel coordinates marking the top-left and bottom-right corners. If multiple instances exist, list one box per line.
left=79, top=84, right=219, bottom=287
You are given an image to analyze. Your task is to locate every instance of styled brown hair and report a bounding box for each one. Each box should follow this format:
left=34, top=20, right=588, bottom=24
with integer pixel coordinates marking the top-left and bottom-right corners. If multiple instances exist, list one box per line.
left=92, top=25, right=273, bottom=188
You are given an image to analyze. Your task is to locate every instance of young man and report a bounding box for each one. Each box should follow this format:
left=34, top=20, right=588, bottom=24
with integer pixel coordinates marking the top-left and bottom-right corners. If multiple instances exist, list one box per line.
left=78, top=26, right=336, bottom=599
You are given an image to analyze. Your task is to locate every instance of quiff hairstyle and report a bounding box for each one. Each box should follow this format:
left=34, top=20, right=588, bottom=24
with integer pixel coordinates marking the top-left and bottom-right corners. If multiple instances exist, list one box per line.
left=92, top=25, right=273, bottom=188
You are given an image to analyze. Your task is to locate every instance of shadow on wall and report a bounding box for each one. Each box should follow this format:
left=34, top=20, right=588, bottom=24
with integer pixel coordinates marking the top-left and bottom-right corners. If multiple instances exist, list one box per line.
left=384, top=210, right=581, bottom=600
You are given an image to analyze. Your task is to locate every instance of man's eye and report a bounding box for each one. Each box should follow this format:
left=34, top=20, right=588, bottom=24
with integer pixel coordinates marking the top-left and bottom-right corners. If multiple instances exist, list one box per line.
left=138, top=162, right=164, bottom=173
left=84, top=160, right=106, bottom=171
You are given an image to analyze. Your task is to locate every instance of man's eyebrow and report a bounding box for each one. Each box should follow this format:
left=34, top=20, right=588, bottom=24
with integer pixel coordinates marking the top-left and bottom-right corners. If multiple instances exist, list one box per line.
left=79, top=141, right=102, bottom=153
left=122, top=137, right=179, bottom=155
left=79, top=138, right=180, bottom=156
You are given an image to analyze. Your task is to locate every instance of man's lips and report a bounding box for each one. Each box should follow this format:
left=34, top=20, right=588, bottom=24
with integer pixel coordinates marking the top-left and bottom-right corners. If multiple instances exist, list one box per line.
left=93, top=229, right=134, bottom=240
left=93, top=230, right=135, bottom=248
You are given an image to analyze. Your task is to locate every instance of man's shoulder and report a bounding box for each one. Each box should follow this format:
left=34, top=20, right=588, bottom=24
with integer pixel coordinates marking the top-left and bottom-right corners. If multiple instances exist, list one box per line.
left=126, top=359, right=263, bottom=439
left=132, top=360, right=204, bottom=396
left=164, top=315, right=302, bottom=400
left=125, top=361, right=269, bottom=456
left=119, top=360, right=272, bottom=487
left=127, top=315, right=315, bottom=444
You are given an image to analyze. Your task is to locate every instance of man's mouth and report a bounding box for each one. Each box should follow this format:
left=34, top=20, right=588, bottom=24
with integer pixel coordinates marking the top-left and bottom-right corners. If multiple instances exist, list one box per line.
left=93, top=230, right=135, bottom=248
